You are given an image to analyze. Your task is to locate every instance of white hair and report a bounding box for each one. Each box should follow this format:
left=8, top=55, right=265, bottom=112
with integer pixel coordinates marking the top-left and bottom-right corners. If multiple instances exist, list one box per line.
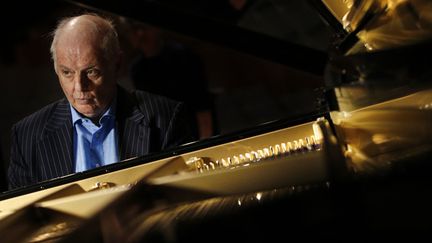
left=50, top=13, right=121, bottom=67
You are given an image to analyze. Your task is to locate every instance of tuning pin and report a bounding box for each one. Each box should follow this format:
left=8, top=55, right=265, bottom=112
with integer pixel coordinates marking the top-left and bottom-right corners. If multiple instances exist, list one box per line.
left=305, top=137, right=313, bottom=151
left=269, top=147, right=275, bottom=157
left=215, top=159, right=221, bottom=168
left=273, top=144, right=280, bottom=157
left=221, top=158, right=230, bottom=167
left=298, top=139, right=306, bottom=152
left=245, top=152, right=252, bottom=162
left=208, top=161, right=216, bottom=170
left=263, top=148, right=271, bottom=158
left=310, top=135, right=321, bottom=150
left=293, top=140, right=300, bottom=152
left=185, top=156, right=205, bottom=172
left=251, top=151, right=259, bottom=162
left=239, top=154, right=246, bottom=163
left=232, top=156, right=240, bottom=165
left=257, top=149, right=265, bottom=160
left=203, top=163, right=209, bottom=171
left=286, top=142, right=293, bottom=154
left=281, top=143, right=287, bottom=154
left=227, top=157, right=233, bottom=166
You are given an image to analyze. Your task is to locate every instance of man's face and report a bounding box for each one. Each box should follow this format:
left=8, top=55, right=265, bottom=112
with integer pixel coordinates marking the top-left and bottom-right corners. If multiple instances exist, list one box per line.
left=54, top=40, right=118, bottom=119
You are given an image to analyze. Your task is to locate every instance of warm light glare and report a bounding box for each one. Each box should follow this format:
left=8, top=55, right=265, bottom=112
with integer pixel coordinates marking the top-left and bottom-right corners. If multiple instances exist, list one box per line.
left=312, top=123, right=323, bottom=142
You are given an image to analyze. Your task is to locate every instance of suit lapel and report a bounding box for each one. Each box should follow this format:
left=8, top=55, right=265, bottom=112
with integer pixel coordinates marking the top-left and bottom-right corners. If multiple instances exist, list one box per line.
left=38, top=99, right=74, bottom=179
left=117, top=87, right=150, bottom=160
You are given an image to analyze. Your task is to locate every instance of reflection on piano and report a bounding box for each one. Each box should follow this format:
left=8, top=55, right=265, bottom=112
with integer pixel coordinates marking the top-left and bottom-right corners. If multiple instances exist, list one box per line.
left=1, top=0, right=432, bottom=241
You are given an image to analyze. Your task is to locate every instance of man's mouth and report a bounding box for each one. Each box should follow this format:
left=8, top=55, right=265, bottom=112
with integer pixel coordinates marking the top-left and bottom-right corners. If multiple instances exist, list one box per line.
left=75, top=98, right=93, bottom=105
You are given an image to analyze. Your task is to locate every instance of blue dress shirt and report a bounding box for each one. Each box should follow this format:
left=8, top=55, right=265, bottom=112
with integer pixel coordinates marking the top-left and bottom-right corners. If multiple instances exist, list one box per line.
left=71, top=103, right=119, bottom=172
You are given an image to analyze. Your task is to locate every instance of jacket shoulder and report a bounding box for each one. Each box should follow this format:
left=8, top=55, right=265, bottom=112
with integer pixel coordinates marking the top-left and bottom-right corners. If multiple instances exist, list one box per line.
left=13, top=99, right=67, bottom=137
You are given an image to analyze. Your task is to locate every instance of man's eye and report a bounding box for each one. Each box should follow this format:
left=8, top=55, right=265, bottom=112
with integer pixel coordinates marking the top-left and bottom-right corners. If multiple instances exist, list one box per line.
left=62, top=70, right=72, bottom=77
left=87, top=69, right=100, bottom=78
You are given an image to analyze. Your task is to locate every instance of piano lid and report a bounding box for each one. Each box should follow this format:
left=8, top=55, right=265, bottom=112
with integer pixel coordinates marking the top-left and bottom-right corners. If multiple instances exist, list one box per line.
left=314, top=0, right=432, bottom=112
left=317, top=0, right=432, bottom=54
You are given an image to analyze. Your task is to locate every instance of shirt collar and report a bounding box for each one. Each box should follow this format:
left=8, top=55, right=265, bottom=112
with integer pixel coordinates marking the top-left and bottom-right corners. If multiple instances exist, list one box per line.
left=70, top=97, right=117, bottom=125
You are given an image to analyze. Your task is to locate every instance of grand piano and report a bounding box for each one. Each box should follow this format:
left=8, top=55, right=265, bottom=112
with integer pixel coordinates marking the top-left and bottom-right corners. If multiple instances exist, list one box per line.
left=1, top=0, right=432, bottom=242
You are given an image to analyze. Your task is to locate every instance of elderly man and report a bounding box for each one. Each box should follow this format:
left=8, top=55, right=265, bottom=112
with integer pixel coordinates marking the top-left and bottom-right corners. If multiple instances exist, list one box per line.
left=8, top=14, right=196, bottom=189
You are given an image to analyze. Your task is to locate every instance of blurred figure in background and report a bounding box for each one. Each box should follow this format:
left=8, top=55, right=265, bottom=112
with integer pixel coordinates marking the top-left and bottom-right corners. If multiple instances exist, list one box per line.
left=128, top=22, right=217, bottom=139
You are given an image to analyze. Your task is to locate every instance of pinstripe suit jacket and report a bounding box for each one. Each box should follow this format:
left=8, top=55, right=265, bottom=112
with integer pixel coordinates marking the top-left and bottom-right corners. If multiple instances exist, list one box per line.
left=8, top=87, right=196, bottom=189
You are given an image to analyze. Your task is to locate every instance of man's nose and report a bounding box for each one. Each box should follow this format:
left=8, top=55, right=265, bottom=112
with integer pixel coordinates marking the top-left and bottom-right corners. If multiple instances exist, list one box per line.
left=74, top=73, right=90, bottom=91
